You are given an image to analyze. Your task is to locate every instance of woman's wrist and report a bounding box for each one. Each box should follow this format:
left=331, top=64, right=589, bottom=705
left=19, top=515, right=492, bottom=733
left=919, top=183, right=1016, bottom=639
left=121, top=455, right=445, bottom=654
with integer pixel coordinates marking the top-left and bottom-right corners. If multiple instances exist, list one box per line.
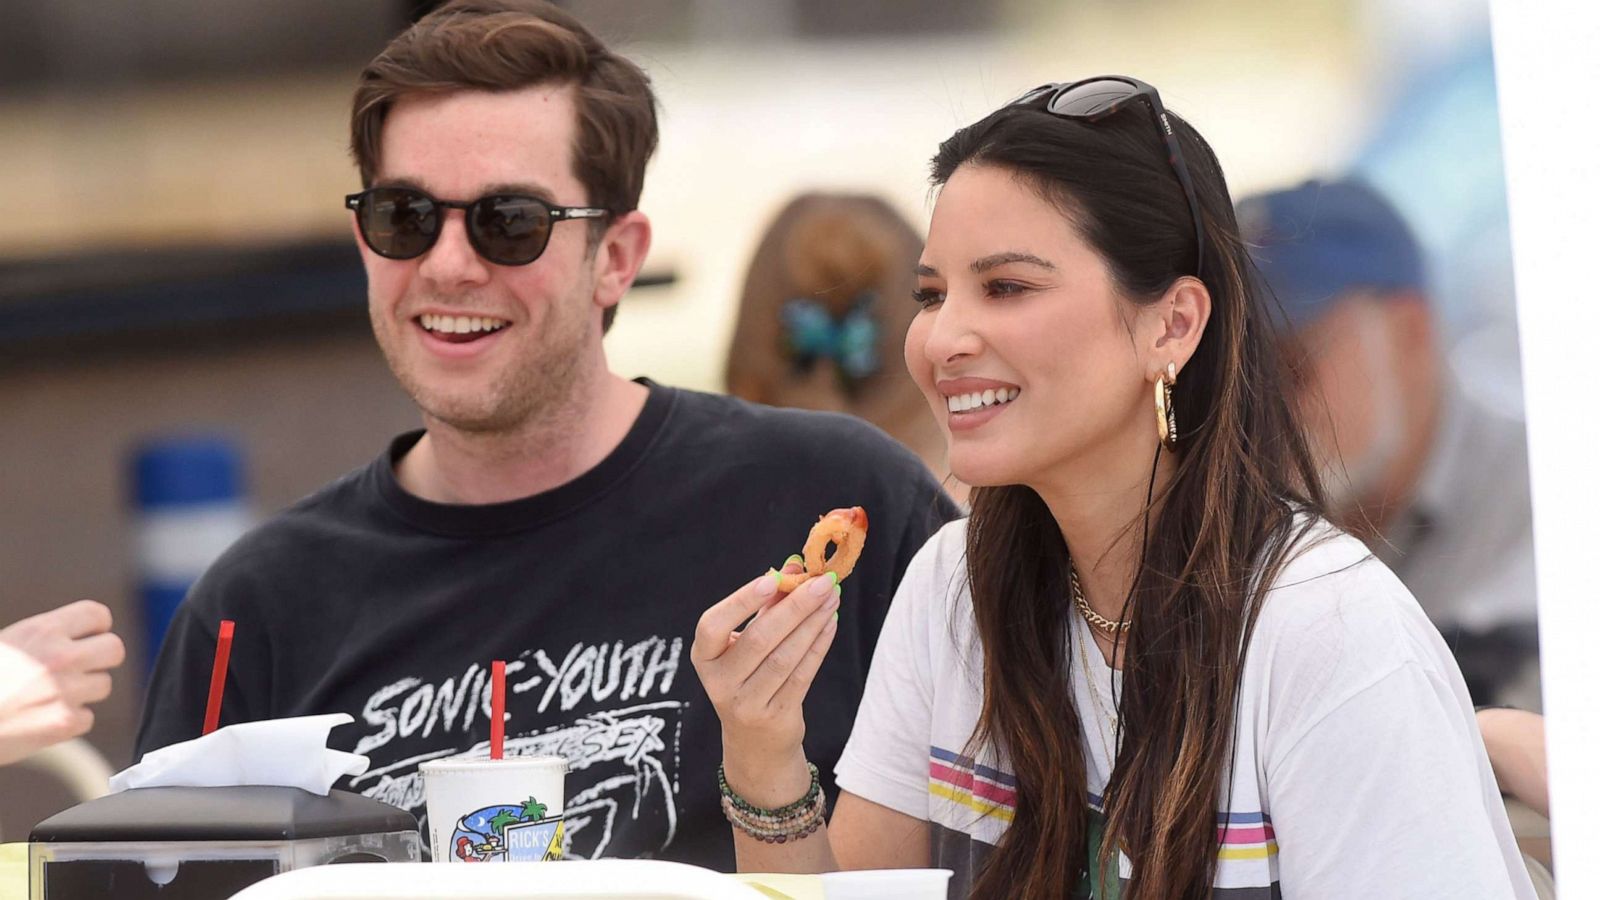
left=721, top=740, right=814, bottom=809
left=720, top=756, right=827, bottom=845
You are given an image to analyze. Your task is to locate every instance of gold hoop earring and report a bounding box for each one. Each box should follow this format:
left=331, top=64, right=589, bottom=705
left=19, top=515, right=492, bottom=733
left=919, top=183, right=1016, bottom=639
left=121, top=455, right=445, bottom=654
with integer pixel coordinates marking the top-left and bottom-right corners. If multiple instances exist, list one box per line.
left=1155, top=362, right=1178, bottom=449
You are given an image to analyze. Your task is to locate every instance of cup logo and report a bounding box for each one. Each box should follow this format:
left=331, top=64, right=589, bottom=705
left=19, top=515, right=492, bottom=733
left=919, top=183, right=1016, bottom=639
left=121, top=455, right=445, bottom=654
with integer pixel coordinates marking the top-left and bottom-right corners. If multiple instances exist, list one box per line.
left=449, top=796, right=564, bottom=862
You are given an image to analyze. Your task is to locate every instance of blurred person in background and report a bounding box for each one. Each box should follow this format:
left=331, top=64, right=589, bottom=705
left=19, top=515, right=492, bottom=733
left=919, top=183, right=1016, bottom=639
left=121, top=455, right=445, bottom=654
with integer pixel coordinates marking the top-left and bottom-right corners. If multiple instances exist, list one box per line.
left=135, top=0, right=956, bottom=867
left=1238, top=178, right=1540, bottom=712
left=0, top=601, right=124, bottom=766
left=694, top=78, right=1533, bottom=898
left=725, top=193, right=960, bottom=500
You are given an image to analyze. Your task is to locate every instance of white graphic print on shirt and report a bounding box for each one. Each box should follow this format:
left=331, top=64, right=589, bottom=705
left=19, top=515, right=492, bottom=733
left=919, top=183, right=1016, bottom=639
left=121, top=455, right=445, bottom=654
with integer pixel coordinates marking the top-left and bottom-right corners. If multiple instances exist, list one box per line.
left=347, top=635, right=685, bottom=859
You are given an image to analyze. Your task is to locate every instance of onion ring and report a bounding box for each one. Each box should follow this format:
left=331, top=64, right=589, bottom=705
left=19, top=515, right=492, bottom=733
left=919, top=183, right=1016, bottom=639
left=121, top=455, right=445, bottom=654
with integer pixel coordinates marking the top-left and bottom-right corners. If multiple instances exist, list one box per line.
left=775, top=507, right=869, bottom=593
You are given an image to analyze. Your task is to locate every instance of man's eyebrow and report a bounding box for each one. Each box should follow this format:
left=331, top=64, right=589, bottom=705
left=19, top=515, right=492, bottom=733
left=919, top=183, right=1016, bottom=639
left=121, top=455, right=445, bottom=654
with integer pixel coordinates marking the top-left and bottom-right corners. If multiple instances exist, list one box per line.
left=482, top=182, right=556, bottom=200
left=372, top=176, right=428, bottom=192
left=972, top=252, right=1057, bottom=273
left=368, top=178, right=557, bottom=201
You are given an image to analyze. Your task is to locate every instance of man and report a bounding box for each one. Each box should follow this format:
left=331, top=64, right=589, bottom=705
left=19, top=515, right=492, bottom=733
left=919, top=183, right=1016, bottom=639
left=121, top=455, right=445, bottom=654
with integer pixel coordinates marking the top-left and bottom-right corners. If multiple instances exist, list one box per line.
left=136, top=0, right=956, bottom=869
left=1238, top=178, right=1539, bottom=710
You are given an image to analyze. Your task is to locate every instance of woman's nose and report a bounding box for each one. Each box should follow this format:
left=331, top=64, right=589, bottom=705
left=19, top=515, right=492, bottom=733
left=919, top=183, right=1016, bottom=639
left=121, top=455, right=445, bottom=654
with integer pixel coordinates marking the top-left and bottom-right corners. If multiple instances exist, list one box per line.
left=920, top=293, right=983, bottom=365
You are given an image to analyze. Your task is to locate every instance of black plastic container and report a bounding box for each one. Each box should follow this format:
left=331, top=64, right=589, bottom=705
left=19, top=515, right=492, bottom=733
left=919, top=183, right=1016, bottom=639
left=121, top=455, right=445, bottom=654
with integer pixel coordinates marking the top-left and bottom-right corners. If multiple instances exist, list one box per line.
left=28, top=786, right=420, bottom=899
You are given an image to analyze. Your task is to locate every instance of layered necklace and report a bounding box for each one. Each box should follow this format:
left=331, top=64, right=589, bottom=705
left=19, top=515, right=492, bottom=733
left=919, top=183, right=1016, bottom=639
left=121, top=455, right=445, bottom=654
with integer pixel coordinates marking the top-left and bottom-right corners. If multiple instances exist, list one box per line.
left=1070, top=564, right=1125, bottom=760
left=1071, top=563, right=1129, bottom=900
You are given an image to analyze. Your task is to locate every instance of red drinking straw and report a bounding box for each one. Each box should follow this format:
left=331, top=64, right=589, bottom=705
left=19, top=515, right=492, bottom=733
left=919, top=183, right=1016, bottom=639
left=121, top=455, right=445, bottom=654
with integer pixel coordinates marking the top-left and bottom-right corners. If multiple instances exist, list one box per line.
left=490, top=659, right=506, bottom=760
left=202, top=620, right=236, bottom=736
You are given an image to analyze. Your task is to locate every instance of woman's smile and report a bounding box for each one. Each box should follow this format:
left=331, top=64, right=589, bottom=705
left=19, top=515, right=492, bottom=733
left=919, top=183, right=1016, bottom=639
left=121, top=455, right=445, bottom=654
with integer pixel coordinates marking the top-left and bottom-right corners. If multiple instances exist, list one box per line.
left=937, top=377, right=1022, bottom=431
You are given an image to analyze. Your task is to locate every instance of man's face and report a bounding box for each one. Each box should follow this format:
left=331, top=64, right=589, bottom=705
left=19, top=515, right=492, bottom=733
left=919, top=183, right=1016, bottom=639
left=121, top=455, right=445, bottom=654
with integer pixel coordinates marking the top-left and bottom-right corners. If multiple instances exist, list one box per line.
left=1289, top=294, right=1411, bottom=514
left=357, top=85, right=601, bottom=434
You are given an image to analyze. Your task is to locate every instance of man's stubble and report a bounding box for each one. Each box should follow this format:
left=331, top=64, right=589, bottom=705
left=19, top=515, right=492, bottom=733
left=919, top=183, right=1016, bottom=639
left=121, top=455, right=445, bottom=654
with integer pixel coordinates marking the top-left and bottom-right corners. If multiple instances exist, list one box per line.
left=373, top=284, right=596, bottom=439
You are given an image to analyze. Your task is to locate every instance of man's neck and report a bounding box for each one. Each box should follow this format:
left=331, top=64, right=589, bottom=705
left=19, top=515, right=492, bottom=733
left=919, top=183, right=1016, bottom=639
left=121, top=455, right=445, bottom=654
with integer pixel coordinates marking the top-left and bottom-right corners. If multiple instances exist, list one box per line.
left=396, top=373, right=649, bottom=505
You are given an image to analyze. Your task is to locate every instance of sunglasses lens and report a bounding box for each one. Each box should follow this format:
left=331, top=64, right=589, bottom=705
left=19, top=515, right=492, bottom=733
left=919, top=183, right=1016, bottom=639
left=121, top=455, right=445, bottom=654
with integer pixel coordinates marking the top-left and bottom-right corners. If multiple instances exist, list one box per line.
left=470, top=196, right=553, bottom=265
left=358, top=188, right=438, bottom=259
left=1013, top=83, right=1059, bottom=106
left=1047, top=79, right=1139, bottom=117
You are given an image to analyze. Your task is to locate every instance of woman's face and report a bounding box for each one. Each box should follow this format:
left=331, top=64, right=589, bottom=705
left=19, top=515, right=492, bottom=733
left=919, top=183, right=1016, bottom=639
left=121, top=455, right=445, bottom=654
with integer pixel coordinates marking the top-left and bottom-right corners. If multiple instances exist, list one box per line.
left=905, top=163, right=1155, bottom=489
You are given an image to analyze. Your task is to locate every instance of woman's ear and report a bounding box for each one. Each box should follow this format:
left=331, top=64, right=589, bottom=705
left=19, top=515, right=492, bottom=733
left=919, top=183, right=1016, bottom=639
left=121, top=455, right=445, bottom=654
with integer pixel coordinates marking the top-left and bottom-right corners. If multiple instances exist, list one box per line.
left=1149, top=275, right=1211, bottom=380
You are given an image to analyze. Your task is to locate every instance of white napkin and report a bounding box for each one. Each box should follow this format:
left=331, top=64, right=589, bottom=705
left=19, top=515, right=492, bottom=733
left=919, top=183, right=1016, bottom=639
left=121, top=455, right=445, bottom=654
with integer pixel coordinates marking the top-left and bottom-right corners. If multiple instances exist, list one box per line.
left=109, top=713, right=370, bottom=795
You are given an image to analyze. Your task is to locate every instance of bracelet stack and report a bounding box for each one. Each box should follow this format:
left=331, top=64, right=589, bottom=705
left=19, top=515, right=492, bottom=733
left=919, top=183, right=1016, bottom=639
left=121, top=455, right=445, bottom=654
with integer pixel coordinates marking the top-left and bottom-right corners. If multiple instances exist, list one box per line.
left=718, top=761, right=828, bottom=843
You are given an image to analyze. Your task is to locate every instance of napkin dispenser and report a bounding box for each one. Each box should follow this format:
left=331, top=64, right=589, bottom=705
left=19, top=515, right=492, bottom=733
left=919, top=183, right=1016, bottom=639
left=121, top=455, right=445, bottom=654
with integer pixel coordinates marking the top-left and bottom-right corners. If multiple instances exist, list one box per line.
left=28, top=785, right=420, bottom=899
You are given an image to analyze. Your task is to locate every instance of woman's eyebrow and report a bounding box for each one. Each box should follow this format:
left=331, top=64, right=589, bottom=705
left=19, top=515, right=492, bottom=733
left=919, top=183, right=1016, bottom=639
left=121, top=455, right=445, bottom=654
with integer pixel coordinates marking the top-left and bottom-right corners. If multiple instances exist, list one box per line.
left=972, top=251, right=1057, bottom=273
left=915, top=263, right=939, bottom=277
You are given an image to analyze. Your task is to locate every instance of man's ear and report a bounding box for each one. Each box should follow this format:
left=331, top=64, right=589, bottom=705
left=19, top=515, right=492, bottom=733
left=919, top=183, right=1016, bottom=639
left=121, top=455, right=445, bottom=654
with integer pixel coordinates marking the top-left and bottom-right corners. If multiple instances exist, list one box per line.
left=350, top=213, right=370, bottom=261
left=1148, top=275, right=1212, bottom=381
left=1385, top=290, right=1436, bottom=359
left=592, top=211, right=652, bottom=313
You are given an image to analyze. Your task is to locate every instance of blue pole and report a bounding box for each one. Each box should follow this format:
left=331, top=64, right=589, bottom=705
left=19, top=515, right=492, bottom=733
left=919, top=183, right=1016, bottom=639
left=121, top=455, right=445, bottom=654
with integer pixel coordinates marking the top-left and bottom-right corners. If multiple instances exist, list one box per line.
left=132, top=436, right=253, bottom=674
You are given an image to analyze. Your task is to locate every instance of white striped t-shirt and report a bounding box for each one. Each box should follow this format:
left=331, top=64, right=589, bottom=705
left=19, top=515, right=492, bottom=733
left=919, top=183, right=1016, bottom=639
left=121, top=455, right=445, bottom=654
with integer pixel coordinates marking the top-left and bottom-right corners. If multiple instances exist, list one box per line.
left=835, top=517, right=1534, bottom=899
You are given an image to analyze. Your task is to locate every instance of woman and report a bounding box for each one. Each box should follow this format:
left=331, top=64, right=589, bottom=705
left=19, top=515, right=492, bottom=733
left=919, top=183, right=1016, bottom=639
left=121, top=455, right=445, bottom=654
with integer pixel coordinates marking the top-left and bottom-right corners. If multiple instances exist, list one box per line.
left=691, top=77, right=1533, bottom=899
left=724, top=192, right=955, bottom=495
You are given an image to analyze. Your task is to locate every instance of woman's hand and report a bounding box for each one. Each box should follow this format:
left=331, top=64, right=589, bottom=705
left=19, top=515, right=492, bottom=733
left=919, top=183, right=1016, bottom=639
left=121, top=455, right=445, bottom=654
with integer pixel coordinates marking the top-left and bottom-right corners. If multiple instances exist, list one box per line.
left=0, top=600, right=126, bottom=766
left=691, top=560, right=841, bottom=805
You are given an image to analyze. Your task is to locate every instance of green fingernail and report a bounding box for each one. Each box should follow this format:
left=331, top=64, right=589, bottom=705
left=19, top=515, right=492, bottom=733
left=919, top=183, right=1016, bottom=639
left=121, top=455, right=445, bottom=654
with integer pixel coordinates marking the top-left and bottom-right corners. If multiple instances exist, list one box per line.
left=768, top=571, right=782, bottom=588
left=784, top=554, right=803, bottom=566
left=826, top=571, right=839, bottom=586
left=832, top=611, right=839, bottom=623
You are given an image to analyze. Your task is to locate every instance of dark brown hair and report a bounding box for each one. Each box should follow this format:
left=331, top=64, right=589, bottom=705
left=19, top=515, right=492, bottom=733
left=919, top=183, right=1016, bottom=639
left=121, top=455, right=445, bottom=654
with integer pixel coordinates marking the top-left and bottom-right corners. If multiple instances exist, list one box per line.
left=350, top=0, right=657, bottom=333
left=932, top=98, right=1325, bottom=898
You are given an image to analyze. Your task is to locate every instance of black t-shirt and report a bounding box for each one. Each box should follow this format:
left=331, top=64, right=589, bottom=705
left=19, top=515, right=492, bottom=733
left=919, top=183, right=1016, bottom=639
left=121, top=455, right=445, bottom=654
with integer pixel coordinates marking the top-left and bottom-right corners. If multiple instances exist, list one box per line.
left=136, top=380, right=959, bottom=869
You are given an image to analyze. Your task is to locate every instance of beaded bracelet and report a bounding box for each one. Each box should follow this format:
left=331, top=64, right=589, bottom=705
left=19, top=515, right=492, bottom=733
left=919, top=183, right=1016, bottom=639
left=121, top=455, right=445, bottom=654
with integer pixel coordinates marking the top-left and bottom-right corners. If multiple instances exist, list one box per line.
left=718, top=762, right=820, bottom=818
left=718, top=762, right=827, bottom=843
left=721, top=793, right=827, bottom=843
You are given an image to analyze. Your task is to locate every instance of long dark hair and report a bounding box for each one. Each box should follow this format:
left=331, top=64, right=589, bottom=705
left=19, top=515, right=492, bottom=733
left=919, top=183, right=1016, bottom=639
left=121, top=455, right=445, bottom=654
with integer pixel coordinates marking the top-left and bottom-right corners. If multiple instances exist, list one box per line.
left=933, top=95, right=1325, bottom=898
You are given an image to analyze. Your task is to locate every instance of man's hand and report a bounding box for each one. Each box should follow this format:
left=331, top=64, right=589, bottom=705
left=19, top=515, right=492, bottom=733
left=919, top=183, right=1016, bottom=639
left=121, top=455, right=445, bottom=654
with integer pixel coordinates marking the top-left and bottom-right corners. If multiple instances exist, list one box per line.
left=0, top=600, right=126, bottom=766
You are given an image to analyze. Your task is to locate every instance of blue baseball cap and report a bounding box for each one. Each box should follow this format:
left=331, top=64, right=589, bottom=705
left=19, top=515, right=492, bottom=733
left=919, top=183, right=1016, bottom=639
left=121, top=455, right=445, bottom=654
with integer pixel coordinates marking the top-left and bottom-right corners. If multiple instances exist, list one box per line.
left=1236, top=178, right=1425, bottom=330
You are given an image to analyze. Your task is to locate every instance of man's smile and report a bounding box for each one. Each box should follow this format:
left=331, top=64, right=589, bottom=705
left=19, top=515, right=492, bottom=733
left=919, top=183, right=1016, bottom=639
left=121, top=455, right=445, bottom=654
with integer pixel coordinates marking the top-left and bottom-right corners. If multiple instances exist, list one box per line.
left=416, top=313, right=510, bottom=344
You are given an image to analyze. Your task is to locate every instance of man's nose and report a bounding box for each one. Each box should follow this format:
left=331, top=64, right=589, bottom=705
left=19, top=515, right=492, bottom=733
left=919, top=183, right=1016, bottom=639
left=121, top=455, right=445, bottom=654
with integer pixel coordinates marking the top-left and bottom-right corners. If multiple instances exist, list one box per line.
left=418, top=209, right=492, bottom=288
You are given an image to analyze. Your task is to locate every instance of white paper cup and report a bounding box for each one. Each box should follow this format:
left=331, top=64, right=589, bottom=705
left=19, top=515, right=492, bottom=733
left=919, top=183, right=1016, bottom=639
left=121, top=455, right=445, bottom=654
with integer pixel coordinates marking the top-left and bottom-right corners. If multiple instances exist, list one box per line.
left=820, top=869, right=954, bottom=900
left=419, top=755, right=567, bottom=863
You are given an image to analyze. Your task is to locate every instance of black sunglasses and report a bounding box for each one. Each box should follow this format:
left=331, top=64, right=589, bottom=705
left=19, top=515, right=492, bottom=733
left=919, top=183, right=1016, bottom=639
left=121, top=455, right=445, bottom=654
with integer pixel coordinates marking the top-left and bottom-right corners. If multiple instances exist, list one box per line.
left=1014, top=76, right=1206, bottom=278
left=344, top=186, right=610, bottom=266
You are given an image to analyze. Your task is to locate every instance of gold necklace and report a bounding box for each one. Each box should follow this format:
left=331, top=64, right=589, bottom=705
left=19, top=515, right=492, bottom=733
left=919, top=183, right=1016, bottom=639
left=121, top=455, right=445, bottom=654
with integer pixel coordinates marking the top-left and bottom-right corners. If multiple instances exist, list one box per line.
left=1074, top=612, right=1121, bottom=746
left=1073, top=597, right=1122, bottom=900
left=1071, top=564, right=1131, bottom=637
